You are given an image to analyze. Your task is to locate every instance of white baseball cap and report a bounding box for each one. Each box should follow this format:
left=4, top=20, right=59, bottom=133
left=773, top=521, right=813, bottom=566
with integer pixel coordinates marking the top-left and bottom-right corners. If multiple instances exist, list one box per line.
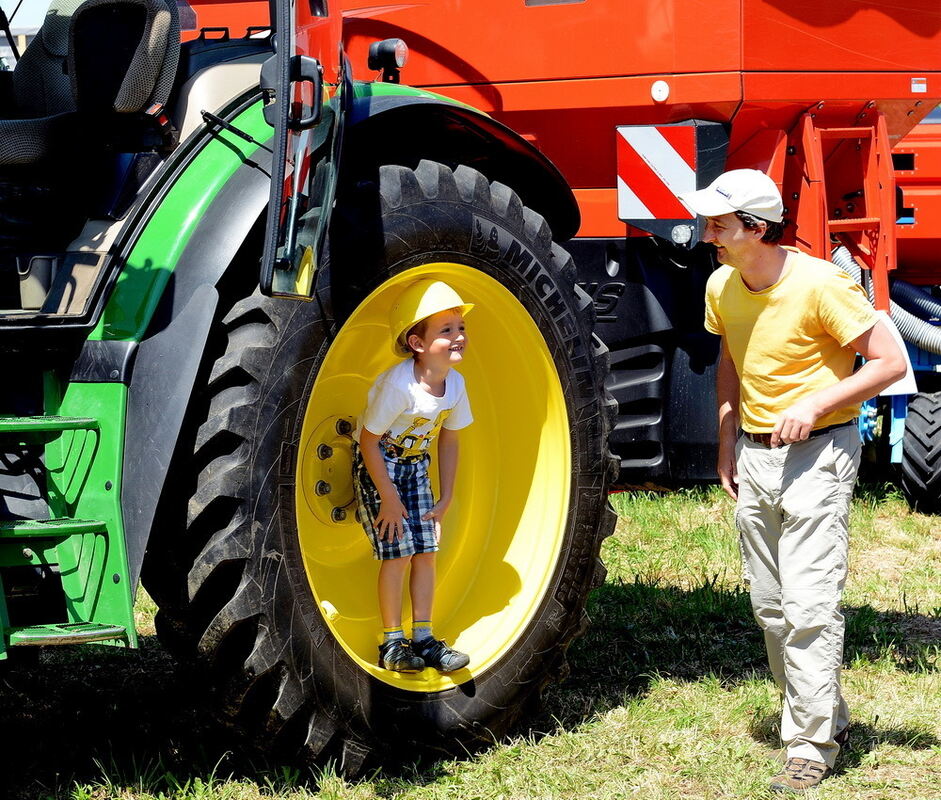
left=679, top=169, right=784, bottom=223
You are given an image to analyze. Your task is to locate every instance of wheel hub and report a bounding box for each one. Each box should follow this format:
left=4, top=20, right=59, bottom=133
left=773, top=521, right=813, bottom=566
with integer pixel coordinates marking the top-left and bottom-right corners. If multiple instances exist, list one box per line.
left=300, top=415, right=357, bottom=526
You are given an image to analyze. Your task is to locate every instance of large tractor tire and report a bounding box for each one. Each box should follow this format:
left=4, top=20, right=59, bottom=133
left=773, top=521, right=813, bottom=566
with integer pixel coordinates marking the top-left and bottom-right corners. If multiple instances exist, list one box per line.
left=144, top=160, right=616, bottom=772
left=900, top=391, right=941, bottom=513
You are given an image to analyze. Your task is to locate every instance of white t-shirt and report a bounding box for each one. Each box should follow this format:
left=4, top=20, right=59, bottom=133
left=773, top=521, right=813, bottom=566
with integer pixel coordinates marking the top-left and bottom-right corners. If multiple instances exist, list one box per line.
left=358, top=359, right=473, bottom=458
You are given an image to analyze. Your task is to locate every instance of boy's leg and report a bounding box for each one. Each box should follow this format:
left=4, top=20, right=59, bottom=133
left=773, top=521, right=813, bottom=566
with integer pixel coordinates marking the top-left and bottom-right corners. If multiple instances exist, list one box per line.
left=398, top=458, right=466, bottom=671
left=377, top=555, right=425, bottom=672
left=378, top=555, right=412, bottom=629
left=409, top=552, right=469, bottom=672
left=409, top=552, right=436, bottom=626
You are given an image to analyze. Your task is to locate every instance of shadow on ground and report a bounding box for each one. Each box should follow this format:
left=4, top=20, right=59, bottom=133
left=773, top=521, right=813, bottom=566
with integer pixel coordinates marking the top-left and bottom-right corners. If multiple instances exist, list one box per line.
left=0, top=639, right=275, bottom=799
left=530, top=577, right=939, bottom=745
left=2, top=573, right=938, bottom=797
left=749, top=709, right=940, bottom=772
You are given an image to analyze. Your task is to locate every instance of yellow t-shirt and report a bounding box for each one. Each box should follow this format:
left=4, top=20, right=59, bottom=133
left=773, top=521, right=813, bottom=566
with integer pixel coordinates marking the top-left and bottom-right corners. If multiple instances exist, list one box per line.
left=704, top=248, right=878, bottom=433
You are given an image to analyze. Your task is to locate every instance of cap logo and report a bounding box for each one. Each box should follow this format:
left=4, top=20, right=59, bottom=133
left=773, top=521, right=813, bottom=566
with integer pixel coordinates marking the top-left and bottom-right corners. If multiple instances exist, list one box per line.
left=715, top=187, right=732, bottom=199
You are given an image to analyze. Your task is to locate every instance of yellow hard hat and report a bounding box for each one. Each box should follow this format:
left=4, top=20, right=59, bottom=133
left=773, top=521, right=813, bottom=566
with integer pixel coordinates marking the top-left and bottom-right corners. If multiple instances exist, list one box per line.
left=388, top=279, right=474, bottom=357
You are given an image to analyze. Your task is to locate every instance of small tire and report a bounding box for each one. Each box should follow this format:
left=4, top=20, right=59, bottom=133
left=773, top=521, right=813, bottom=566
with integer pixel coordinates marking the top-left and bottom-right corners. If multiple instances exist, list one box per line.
left=144, top=160, right=616, bottom=771
left=900, top=391, right=941, bottom=513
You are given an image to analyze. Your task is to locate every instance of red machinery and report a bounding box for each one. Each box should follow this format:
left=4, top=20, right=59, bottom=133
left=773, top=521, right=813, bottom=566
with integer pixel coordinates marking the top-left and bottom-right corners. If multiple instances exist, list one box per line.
left=894, top=107, right=941, bottom=286
left=339, top=0, right=941, bottom=504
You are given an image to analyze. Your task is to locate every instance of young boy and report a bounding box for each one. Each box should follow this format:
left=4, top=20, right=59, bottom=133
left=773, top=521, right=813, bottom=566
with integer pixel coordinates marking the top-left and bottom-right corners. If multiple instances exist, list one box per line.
left=352, top=279, right=474, bottom=673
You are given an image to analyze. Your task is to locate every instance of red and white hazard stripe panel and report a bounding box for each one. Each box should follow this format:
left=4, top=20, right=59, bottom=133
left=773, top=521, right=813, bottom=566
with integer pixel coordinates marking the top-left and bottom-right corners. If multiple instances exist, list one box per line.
left=616, top=125, right=697, bottom=221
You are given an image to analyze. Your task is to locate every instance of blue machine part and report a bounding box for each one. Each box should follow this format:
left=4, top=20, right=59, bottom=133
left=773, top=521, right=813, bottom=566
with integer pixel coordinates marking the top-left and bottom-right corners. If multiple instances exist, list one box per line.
left=906, top=341, right=941, bottom=372
left=888, top=394, right=909, bottom=464
left=870, top=342, right=941, bottom=464
left=858, top=397, right=879, bottom=443
left=860, top=396, right=911, bottom=463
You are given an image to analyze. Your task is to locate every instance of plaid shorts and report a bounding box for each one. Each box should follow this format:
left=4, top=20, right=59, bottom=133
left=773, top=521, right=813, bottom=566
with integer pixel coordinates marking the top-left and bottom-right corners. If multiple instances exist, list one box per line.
left=352, top=444, right=439, bottom=560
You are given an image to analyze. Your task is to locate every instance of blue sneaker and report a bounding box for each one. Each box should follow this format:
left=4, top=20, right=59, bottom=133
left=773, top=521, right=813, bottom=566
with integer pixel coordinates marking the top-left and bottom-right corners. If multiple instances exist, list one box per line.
left=414, top=637, right=469, bottom=672
left=378, top=638, right=424, bottom=672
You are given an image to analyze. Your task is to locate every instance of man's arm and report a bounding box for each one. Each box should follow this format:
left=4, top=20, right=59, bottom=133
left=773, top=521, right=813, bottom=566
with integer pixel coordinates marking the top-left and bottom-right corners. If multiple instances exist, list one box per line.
left=717, top=337, right=741, bottom=500
left=770, top=320, right=907, bottom=446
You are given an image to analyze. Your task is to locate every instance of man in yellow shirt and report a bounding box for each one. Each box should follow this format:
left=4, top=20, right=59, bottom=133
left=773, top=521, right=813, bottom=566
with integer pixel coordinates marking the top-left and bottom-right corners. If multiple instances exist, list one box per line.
left=681, top=170, right=906, bottom=793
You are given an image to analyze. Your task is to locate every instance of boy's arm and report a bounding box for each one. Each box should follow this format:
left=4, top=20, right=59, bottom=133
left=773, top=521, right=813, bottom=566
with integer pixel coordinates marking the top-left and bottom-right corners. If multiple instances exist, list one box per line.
left=359, top=429, right=408, bottom=541
left=421, top=427, right=459, bottom=539
left=436, top=427, right=459, bottom=508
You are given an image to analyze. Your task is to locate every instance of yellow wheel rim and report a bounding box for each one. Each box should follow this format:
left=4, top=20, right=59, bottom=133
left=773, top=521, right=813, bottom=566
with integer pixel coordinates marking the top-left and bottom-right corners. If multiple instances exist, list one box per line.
left=295, top=264, right=571, bottom=691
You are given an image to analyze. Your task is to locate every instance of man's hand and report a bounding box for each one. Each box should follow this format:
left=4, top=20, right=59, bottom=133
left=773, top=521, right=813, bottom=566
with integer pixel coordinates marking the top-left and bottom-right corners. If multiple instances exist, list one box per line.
left=421, top=499, right=451, bottom=545
left=717, top=438, right=739, bottom=500
left=766, top=321, right=906, bottom=448
left=770, top=397, right=823, bottom=447
left=376, top=493, right=408, bottom=542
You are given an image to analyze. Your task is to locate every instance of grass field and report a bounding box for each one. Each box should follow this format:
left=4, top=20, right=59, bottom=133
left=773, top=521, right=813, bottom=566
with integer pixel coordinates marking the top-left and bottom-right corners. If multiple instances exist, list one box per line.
left=3, top=484, right=939, bottom=799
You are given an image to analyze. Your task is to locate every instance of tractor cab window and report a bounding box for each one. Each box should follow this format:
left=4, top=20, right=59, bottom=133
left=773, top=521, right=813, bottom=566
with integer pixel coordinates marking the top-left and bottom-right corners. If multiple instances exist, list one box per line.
left=0, top=0, right=47, bottom=66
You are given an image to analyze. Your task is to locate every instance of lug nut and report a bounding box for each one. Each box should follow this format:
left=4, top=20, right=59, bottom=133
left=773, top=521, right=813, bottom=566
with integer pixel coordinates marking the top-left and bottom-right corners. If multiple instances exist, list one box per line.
left=336, top=419, right=353, bottom=435
left=317, top=444, right=333, bottom=460
left=315, top=480, right=331, bottom=496
left=331, top=507, right=347, bottom=522
left=22, top=548, right=33, bottom=559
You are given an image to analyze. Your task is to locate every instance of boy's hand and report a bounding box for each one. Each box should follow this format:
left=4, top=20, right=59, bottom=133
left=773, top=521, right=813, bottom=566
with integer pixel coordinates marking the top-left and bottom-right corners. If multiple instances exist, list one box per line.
left=376, top=494, right=408, bottom=542
left=421, top=499, right=451, bottom=545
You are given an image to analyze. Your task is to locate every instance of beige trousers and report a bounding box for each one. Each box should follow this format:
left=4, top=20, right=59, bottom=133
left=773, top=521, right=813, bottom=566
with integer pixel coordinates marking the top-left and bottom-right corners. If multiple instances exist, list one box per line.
left=735, top=425, right=860, bottom=767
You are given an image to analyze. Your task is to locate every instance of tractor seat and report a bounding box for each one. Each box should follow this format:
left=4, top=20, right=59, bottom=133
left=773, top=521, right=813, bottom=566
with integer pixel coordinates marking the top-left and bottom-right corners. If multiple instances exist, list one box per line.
left=0, top=0, right=83, bottom=165
left=0, top=0, right=180, bottom=167
left=70, top=0, right=180, bottom=118
left=0, top=0, right=180, bottom=308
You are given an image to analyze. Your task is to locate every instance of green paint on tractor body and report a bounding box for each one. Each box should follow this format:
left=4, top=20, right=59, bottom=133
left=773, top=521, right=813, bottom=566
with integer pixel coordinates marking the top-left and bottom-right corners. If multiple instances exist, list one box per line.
left=0, top=382, right=135, bottom=657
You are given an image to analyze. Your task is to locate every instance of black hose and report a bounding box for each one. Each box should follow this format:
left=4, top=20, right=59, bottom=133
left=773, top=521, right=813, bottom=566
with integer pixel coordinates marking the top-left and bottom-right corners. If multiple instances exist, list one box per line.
left=831, top=246, right=941, bottom=356
left=890, top=278, right=941, bottom=320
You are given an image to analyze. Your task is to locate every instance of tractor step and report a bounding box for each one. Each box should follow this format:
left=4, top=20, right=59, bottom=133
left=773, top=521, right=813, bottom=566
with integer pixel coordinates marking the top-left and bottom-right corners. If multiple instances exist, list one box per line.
left=819, top=127, right=876, bottom=140
left=0, top=380, right=136, bottom=652
left=0, top=518, right=107, bottom=537
left=8, top=622, right=127, bottom=646
left=0, top=415, right=100, bottom=434
left=799, top=113, right=895, bottom=310
left=828, top=216, right=881, bottom=232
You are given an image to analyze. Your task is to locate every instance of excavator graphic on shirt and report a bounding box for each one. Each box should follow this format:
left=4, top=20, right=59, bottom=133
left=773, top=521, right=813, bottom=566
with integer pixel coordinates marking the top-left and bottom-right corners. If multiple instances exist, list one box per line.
left=380, top=409, right=453, bottom=458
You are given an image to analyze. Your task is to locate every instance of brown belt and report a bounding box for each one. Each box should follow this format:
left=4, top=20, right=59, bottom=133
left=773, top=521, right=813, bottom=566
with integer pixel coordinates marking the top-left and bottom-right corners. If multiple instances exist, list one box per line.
left=742, top=420, right=854, bottom=448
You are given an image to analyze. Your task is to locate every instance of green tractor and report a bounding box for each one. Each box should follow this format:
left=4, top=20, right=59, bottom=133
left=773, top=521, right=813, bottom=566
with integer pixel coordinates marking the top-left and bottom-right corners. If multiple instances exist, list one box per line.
left=0, top=0, right=615, bottom=771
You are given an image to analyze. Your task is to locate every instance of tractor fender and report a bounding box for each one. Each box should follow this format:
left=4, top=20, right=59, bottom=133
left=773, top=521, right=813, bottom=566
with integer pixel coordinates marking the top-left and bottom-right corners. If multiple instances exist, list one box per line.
left=344, top=93, right=580, bottom=241
left=122, top=147, right=271, bottom=592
